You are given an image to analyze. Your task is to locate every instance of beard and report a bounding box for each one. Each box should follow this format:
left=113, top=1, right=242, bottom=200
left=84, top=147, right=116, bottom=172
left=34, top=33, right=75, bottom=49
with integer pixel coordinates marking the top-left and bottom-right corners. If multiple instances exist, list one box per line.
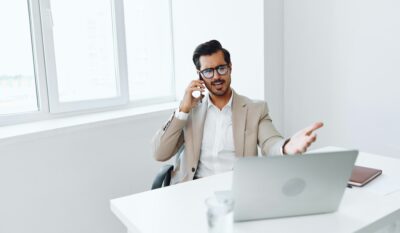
left=204, top=78, right=231, bottom=97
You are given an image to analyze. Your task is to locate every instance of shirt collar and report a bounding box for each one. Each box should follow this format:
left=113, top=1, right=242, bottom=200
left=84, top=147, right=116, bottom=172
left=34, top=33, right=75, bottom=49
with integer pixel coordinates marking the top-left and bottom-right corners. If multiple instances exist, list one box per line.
left=207, top=91, right=233, bottom=110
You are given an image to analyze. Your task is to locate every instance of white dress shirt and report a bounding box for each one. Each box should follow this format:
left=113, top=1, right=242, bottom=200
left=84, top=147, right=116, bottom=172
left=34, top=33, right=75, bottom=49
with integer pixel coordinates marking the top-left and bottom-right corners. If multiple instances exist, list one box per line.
left=195, top=94, right=237, bottom=178
left=175, top=94, right=236, bottom=178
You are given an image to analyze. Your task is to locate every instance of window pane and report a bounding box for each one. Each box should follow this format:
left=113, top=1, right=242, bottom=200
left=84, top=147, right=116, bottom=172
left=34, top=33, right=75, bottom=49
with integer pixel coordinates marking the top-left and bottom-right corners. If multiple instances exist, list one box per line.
left=51, top=0, right=118, bottom=102
left=0, top=1, right=38, bottom=115
left=124, top=0, right=174, bottom=100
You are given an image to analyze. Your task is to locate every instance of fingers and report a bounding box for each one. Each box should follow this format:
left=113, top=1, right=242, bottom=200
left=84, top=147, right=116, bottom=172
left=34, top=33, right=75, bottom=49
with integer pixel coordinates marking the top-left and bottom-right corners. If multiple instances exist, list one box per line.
left=304, top=122, right=324, bottom=136
left=187, top=80, right=205, bottom=96
left=302, top=133, right=317, bottom=150
left=188, top=87, right=205, bottom=95
left=180, top=80, right=206, bottom=113
left=307, top=133, right=317, bottom=143
left=292, top=133, right=318, bottom=155
left=187, top=79, right=205, bottom=89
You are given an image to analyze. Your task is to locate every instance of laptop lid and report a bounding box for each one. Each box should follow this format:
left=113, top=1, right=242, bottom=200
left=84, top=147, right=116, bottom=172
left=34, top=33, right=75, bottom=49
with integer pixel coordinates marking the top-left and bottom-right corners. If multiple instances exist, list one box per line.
left=232, top=150, right=358, bottom=221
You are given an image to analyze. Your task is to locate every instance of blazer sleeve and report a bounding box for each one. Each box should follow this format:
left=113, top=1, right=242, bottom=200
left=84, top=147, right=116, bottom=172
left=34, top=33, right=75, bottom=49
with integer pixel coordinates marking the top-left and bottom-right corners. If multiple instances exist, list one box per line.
left=258, top=102, right=286, bottom=156
left=152, top=112, right=187, bottom=161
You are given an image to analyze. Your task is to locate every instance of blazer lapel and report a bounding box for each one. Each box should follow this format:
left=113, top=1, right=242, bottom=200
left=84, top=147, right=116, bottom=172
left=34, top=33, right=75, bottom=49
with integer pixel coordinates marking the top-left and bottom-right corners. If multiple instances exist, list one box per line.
left=232, top=90, right=248, bottom=157
left=191, top=98, right=208, bottom=163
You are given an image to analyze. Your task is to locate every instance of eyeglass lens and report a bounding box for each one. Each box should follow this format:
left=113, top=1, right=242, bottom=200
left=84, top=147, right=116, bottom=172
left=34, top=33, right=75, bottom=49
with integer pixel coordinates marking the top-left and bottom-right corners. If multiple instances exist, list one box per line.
left=201, top=65, right=229, bottom=79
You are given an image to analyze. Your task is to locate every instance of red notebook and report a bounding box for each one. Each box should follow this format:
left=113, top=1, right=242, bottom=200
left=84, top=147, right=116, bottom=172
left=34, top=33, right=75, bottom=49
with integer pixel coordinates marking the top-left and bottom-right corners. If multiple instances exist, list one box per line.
left=348, top=165, right=382, bottom=187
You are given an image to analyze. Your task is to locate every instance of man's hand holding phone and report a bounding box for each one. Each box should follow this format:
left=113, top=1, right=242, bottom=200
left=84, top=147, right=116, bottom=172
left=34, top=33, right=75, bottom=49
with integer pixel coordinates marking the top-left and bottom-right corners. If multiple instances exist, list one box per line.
left=179, top=80, right=206, bottom=113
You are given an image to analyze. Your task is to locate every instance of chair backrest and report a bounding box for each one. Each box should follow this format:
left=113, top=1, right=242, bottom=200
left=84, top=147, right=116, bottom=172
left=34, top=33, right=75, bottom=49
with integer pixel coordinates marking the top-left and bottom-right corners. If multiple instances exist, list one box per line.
left=151, top=145, right=184, bottom=190
left=151, top=164, right=174, bottom=189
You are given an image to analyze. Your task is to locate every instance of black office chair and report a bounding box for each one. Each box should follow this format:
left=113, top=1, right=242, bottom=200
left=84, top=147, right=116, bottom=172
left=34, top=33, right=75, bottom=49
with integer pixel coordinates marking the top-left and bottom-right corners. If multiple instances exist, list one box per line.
left=151, top=164, right=174, bottom=190
left=151, top=145, right=184, bottom=190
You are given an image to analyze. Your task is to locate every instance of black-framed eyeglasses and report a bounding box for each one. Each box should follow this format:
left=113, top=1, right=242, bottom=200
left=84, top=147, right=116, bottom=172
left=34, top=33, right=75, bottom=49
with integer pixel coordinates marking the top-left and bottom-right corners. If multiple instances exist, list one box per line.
left=199, top=64, right=230, bottom=79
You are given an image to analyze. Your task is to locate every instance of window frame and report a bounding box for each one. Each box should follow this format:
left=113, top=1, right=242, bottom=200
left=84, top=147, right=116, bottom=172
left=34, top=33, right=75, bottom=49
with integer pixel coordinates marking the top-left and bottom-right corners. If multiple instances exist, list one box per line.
left=39, top=0, right=129, bottom=113
left=0, top=0, right=176, bottom=126
left=0, top=0, right=46, bottom=126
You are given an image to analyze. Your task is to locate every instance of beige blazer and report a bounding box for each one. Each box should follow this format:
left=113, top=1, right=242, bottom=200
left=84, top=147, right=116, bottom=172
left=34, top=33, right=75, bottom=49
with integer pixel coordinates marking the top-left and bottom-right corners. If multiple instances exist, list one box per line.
left=152, top=90, right=284, bottom=184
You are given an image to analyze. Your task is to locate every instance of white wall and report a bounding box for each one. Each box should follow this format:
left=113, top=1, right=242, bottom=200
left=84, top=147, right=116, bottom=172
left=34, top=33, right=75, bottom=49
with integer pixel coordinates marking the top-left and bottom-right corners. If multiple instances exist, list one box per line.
left=0, top=111, right=172, bottom=233
left=172, top=0, right=265, bottom=101
left=283, top=0, right=400, bottom=157
left=264, top=0, right=284, bottom=132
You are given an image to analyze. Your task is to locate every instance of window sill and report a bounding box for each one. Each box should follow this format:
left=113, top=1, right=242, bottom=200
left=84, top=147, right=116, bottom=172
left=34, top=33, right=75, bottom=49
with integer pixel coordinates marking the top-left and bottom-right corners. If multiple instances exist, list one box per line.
left=0, top=101, right=179, bottom=145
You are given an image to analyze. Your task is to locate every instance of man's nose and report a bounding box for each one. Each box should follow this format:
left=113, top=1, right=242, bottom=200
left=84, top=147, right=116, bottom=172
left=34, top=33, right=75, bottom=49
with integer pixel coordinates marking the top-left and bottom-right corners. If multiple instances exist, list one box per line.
left=212, top=70, right=221, bottom=79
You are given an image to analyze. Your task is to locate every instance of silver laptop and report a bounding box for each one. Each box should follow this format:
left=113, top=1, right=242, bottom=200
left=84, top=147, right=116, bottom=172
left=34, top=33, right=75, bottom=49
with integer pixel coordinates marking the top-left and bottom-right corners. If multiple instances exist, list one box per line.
left=232, top=150, right=358, bottom=221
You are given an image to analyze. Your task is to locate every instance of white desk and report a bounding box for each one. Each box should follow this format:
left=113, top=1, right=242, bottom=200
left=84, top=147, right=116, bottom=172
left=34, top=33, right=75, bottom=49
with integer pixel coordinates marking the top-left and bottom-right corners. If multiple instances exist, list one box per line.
left=111, top=147, right=400, bottom=233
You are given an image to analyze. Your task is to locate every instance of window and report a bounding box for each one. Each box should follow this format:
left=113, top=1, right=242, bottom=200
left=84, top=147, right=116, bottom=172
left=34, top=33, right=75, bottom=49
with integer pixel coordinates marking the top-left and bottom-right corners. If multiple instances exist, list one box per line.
left=40, top=0, right=129, bottom=112
left=124, top=0, right=175, bottom=102
left=0, top=0, right=38, bottom=115
left=50, top=0, right=119, bottom=102
left=0, top=0, right=175, bottom=124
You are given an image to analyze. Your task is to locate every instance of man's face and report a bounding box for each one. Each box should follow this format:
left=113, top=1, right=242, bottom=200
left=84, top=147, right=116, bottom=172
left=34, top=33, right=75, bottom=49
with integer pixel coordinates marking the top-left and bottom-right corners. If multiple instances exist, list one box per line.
left=198, top=50, right=231, bottom=97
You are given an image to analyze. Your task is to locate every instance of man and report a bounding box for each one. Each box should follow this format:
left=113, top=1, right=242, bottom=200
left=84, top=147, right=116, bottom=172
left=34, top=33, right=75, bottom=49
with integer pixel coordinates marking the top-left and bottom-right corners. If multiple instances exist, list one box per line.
left=152, top=40, right=323, bottom=184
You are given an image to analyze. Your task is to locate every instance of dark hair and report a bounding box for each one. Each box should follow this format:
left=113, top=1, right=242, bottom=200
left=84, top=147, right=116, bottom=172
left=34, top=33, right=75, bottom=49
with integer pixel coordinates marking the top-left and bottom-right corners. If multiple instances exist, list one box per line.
left=192, top=40, right=231, bottom=70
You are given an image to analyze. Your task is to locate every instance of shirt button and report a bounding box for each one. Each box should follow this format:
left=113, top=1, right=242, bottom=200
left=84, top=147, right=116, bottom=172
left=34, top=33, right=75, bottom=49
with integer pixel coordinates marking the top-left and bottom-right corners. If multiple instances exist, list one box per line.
left=192, top=167, right=196, bottom=172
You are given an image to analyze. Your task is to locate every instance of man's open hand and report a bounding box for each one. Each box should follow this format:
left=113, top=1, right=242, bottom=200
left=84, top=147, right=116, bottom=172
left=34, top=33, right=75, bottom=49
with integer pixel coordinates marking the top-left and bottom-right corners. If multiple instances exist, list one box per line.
left=283, top=122, right=324, bottom=155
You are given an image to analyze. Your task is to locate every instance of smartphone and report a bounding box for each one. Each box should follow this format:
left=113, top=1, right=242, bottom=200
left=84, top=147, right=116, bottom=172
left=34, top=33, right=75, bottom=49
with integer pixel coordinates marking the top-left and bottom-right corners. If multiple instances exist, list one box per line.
left=199, top=74, right=208, bottom=98
left=192, top=74, right=207, bottom=99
